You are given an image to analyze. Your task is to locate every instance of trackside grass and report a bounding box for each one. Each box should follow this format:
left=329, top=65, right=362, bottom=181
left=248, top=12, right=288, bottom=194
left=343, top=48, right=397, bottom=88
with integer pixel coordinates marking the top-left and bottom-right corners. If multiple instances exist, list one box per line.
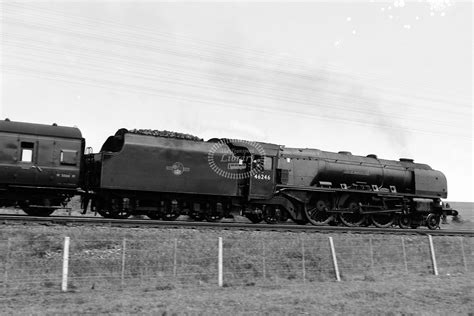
left=0, top=272, right=473, bottom=315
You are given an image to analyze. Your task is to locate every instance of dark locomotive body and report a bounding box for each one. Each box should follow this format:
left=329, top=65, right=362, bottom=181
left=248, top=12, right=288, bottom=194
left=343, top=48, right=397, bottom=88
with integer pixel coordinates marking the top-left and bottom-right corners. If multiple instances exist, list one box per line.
left=0, top=119, right=458, bottom=229
left=0, top=120, right=84, bottom=216
left=272, top=148, right=455, bottom=229
left=82, top=129, right=281, bottom=221
left=83, top=129, right=248, bottom=220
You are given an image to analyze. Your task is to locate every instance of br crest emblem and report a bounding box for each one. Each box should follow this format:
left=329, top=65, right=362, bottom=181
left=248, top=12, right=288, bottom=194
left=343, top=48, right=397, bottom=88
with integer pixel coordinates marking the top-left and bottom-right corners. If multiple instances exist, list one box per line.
left=166, top=162, right=190, bottom=176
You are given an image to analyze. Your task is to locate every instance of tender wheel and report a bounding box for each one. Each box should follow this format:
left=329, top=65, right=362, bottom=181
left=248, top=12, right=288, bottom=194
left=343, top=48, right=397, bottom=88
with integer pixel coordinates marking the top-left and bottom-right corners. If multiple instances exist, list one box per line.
left=398, top=214, right=411, bottom=229
left=108, top=209, right=130, bottom=219
left=246, top=206, right=263, bottom=224
left=426, top=213, right=440, bottom=230
left=188, top=203, right=206, bottom=221
left=162, top=200, right=180, bottom=221
left=205, top=203, right=223, bottom=222
left=103, top=210, right=130, bottom=219
left=189, top=212, right=205, bottom=221
left=339, top=200, right=367, bottom=227
left=305, top=199, right=333, bottom=226
left=246, top=213, right=263, bottom=224
left=263, top=206, right=278, bottom=224
left=370, top=213, right=395, bottom=228
left=206, top=213, right=223, bottom=222
left=96, top=197, right=131, bottom=219
left=147, top=211, right=162, bottom=220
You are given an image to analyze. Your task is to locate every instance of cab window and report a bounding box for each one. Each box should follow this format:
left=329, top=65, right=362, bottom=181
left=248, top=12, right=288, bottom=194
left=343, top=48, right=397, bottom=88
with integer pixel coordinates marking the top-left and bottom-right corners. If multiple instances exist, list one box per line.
left=263, top=157, right=273, bottom=170
left=20, top=142, right=34, bottom=162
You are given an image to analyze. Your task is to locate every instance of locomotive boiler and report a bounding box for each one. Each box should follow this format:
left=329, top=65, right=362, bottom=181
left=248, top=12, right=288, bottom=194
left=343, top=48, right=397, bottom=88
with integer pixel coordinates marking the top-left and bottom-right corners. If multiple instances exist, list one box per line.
left=268, top=147, right=454, bottom=229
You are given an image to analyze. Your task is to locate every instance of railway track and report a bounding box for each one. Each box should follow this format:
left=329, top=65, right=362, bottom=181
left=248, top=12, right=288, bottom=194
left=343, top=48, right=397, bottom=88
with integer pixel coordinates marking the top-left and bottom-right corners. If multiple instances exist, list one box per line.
left=1, top=214, right=473, bottom=237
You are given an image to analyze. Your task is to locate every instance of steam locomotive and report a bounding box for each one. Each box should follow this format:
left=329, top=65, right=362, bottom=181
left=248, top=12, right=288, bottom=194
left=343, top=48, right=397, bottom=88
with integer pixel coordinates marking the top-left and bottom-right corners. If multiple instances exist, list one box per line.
left=0, top=119, right=458, bottom=229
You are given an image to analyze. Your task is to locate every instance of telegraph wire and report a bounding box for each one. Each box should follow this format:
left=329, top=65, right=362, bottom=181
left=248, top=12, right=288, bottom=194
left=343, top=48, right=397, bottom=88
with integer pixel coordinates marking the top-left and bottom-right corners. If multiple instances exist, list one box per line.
left=2, top=63, right=471, bottom=141
left=2, top=38, right=468, bottom=130
left=3, top=3, right=470, bottom=106
left=1, top=18, right=468, bottom=117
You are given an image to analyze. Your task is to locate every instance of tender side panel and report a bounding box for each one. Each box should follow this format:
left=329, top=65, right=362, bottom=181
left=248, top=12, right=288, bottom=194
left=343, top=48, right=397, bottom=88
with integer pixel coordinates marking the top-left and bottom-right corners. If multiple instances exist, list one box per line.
left=99, top=134, right=241, bottom=196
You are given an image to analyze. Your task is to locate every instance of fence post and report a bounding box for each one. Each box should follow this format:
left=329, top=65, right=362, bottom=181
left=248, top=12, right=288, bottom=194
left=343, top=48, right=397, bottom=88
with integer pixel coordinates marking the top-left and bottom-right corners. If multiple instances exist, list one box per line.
left=173, top=238, right=178, bottom=278
left=218, top=237, right=223, bottom=287
left=4, top=238, right=11, bottom=291
left=369, top=237, right=375, bottom=274
left=329, top=237, right=340, bottom=282
left=460, top=237, right=467, bottom=273
left=261, top=240, right=266, bottom=280
left=301, top=238, right=306, bottom=283
left=428, top=235, right=438, bottom=276
left=121, top=238, right=126, bottom=288
left=61, top=236, right=70, bottom=292
left=401, top=237, right=408, bottom=272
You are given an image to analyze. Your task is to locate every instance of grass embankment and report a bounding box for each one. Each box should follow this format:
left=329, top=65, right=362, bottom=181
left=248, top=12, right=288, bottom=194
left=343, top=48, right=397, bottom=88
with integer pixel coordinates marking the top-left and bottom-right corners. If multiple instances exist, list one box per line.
left=1, top=273, right=473, bottom=315
left=0, top=224, right=472, bottom=314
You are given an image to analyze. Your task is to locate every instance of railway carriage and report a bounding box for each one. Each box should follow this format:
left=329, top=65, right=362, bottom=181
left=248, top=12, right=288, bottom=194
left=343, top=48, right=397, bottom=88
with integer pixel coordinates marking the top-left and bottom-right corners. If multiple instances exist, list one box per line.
left=0, top=119, right=84, bottom=215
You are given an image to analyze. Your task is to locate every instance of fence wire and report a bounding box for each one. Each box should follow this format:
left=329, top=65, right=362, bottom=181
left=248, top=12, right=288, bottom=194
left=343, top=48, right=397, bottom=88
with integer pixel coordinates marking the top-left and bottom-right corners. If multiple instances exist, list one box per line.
left=0, top=234, right=472, bottom=294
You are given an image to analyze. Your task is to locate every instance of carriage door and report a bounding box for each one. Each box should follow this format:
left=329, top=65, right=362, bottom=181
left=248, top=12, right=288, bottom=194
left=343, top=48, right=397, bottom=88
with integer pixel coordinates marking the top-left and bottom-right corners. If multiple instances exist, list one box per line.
left=15, top=138, right=39, bottom=185
left=249, top=155, right=275, bottom=199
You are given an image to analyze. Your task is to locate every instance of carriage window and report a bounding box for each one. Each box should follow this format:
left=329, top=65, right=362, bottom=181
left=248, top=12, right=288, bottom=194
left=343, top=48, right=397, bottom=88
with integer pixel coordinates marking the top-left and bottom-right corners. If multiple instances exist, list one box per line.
left=60, top=150, right=78, bottom=165
left=20, top=142, right=34, bottom=162
left=264, top=157, right=273, bottom=170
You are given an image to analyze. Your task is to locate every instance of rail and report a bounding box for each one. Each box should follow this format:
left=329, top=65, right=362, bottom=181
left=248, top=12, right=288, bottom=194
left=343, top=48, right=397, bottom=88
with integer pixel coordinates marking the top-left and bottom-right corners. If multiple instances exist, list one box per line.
left=1, top=214, right=473, bottom=237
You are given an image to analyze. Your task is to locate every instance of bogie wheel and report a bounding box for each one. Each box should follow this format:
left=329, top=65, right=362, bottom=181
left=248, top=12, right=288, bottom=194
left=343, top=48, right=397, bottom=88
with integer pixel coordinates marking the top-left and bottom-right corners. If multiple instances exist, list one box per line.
left=426, top=213, right=440, bottom=230
left=398, top=214, right=412, bottom=229
left=305, top=199, right=333, bottom=226
left=370, top=213, right=395, bottom=228
left=339, top=200, right=367, bottom=227
left=263, top=206, right=278, bottom=224
left=23, top=207, right=55, bottom=217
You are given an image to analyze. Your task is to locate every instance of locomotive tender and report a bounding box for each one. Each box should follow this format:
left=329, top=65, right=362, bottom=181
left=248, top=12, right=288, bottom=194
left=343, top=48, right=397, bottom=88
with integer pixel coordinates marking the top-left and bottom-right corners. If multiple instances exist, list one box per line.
left=0, top=119, right=457, bottom=229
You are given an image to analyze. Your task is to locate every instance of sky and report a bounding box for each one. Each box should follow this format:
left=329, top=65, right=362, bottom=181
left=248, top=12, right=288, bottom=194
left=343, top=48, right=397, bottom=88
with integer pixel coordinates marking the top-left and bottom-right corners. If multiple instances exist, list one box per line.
left=0, top=0, right=472, bottom=201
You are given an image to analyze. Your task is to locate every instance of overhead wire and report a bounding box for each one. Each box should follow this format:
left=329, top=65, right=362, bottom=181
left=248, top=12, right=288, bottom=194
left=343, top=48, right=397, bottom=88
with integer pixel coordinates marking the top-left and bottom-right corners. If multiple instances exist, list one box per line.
left=1, top=19, right=468, bottom=120
left=3, top=63, right=471, bottom=140
left=2, top=38, right=468, bottom=131
left=3, top=2, right=470, bottom=107
left=0, top=4, right=470, bottom=139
